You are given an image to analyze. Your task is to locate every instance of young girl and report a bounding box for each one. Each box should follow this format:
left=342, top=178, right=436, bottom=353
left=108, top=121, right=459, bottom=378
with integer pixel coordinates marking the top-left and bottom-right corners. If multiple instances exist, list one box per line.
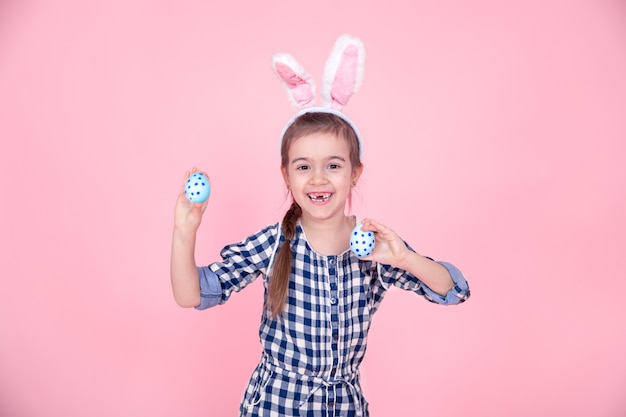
left=170, top=36, right=470, bottom=417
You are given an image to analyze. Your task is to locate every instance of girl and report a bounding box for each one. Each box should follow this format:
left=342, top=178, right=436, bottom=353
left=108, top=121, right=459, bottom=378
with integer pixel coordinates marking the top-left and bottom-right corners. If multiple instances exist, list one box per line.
left=170, top=36, right=470, bottom=417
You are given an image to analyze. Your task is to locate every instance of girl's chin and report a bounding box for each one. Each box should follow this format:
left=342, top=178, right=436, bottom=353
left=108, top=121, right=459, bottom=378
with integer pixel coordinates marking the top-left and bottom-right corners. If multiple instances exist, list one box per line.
left=300, top=204, right=348, bottom=221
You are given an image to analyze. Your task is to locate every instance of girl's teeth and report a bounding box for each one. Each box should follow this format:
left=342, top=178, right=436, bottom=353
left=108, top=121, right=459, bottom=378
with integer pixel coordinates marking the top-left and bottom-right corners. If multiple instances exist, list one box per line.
left=309, top=193, right=331, bottom=202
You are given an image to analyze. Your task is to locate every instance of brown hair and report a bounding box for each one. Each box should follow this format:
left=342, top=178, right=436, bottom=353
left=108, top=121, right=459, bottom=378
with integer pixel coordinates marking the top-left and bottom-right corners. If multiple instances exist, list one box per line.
left=266, top=112, right=362, bottom=317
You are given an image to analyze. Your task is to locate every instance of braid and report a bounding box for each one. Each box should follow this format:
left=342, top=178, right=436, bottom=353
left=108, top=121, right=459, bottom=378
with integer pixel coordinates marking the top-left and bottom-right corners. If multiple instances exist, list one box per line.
left=267, top=201, right=301, bottom=317
left=282, top=201, right=301, bottom=241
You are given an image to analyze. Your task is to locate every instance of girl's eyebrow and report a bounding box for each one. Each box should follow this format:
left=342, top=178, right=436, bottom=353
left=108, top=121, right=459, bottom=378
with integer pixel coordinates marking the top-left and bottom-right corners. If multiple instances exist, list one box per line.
left=328, top=156, right=347, bottom=162
left=291, top=155, right=346, bottom=164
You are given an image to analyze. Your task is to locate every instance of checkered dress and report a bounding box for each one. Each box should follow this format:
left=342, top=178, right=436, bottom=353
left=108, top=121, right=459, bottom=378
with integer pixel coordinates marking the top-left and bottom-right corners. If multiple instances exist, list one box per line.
left=198, top=222, right=470, bottom=416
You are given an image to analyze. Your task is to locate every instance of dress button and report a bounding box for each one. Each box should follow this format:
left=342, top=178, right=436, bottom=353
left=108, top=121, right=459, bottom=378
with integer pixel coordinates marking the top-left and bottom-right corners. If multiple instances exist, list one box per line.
left=330, top=297, right=337, bottom=304
left=333, top=333, right=339, bottom=341
left=329, top=258, right=335, bottom=266
left=331, top=367, right=337, bottom=375
left=328, top=401, right=335, bottom=407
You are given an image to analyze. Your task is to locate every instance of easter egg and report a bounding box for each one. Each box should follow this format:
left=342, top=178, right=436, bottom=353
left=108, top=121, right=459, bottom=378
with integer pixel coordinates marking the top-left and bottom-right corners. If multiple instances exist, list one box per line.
left=185, top=172, right=211, bottom=203
left=350, top=224, right=375, bottom=257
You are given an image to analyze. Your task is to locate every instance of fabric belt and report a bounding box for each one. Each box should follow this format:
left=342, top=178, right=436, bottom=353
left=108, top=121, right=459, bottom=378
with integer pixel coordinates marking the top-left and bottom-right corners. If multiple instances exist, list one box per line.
left=259, top=353, right=364, bottom=417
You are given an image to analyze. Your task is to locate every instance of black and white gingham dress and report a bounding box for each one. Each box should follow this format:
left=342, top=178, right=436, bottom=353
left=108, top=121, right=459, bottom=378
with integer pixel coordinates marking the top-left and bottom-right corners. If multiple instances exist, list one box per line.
left=197, top=221, right=470, bottom=416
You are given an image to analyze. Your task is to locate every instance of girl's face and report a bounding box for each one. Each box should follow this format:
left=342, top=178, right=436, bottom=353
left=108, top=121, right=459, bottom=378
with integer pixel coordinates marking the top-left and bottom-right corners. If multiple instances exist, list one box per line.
left=282, top=132, right=363, bottom=224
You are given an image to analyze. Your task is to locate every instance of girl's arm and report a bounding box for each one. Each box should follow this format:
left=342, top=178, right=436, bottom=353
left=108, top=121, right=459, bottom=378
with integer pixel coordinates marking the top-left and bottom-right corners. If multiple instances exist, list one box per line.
left=170, top=169, right=209, bottom=308
left=360, top=218, right=454, bottom=296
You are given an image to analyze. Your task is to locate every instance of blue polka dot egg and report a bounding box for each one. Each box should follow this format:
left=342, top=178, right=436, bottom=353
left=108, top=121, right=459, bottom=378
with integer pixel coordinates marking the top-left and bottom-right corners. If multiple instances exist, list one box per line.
left=350, top=224, right=375, bottom=258
left=185, top=172, right=211, bottom=203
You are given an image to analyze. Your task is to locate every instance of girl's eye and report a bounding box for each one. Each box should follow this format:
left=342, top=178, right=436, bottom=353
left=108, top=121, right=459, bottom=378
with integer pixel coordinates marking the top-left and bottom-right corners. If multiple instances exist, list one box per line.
left=328, top=163, right=341, bottom=169
left=296, top=165, right=309, bottom=171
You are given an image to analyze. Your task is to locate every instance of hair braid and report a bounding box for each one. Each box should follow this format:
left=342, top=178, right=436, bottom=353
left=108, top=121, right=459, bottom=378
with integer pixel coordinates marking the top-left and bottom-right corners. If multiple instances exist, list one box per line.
left=267, top=201, right=301, bottom=317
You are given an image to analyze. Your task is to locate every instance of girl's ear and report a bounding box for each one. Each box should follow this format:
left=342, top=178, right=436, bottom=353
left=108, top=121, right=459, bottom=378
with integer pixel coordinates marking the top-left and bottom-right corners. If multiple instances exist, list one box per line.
left=351, top=163, right=364, bottom=186
left=281, top=166, right=289, bottom=186
left=272, top=53, right=316, bottom=110
left=322, top=34, right=365, bottom=111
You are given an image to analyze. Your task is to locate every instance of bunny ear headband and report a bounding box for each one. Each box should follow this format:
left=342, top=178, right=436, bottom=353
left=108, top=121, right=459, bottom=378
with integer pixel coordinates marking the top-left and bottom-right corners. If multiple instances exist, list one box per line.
left=272, top=34, right=365, bottom=153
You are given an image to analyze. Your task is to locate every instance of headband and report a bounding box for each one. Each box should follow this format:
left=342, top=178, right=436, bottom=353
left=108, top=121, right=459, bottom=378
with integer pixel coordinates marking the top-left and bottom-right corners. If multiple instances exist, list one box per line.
left=272, top=34, right=366, bottom=154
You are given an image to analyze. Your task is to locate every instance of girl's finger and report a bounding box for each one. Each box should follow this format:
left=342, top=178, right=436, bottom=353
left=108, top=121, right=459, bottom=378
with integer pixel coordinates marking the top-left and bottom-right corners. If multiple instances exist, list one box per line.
left=179, top=170, right=191, bottom=194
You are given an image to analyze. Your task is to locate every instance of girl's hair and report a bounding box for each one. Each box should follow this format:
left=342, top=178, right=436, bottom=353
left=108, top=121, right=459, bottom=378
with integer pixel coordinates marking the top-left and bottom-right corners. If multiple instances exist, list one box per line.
left=266, top=112, right=362, bottom=317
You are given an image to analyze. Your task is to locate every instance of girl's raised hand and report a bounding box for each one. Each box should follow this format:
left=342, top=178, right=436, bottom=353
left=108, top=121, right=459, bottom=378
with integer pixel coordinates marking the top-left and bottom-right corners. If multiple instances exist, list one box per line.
left=174, top=168, right=210, bottom=232
left=359, top=218, right=412, bottom=267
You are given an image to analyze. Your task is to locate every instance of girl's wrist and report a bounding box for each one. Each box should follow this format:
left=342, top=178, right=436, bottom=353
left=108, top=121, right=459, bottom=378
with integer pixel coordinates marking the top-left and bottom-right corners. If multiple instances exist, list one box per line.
left=173, top=225, right=198, bottom=242
left=394, top=250, right=422, bottom=272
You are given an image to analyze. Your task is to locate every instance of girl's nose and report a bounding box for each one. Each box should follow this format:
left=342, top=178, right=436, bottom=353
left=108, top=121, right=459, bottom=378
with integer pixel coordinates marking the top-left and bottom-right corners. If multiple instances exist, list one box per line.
left=309, top=169, right=327, bottom=184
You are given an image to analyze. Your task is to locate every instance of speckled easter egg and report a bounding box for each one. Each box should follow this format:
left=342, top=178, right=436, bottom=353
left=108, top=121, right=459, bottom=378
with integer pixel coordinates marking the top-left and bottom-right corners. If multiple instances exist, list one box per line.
left=350, top=224, right=375, bottom=257
left=185, top=172, right=211, bottom=203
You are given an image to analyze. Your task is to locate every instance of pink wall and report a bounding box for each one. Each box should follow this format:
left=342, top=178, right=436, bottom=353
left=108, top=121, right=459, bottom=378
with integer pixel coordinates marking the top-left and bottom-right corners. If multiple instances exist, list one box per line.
left=1, top=1, right=625, bottom=416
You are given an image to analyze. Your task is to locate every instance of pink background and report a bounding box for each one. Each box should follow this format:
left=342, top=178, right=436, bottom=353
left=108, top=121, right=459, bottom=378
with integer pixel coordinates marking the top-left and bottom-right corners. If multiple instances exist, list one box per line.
left=1, top=0, right=625, bottom=416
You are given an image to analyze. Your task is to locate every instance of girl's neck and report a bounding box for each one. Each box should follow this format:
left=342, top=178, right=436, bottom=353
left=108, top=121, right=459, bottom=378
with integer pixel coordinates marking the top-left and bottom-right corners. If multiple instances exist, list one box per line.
left=300, top=212, right=354, bottom=231
left=300, top=214, right=356, bottom=256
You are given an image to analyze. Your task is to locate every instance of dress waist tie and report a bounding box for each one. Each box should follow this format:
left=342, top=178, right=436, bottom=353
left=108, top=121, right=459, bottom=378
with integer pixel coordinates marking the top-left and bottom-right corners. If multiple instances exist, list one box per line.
left=262, top=356, right=363, bottom=417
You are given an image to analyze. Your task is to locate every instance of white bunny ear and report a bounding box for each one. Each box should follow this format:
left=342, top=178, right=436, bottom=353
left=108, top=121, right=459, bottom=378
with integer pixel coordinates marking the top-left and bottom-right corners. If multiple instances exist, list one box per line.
left=322, top=34, right=365, bottom=111
left=272, top=53, right=316, bottom=110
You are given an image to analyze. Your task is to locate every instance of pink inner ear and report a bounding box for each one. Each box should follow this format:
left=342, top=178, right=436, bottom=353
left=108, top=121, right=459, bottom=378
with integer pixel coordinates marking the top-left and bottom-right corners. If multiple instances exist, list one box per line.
left=275, top=62, right=314, bottom=107
left=330, top=45, right=358, bottom=110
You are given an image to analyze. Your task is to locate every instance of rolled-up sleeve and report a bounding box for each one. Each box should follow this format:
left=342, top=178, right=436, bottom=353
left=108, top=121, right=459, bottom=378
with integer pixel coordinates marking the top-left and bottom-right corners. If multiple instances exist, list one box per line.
left=419, top=261, right=470, bottom=305
left=195, top=267, right=222, bottom=310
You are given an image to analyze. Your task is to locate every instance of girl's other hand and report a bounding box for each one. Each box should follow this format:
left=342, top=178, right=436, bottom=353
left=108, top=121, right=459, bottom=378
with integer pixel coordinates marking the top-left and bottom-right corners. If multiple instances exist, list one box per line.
left=359, top=218, right=412, bottom=266
left=174, top=168, right=210, bottom=232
